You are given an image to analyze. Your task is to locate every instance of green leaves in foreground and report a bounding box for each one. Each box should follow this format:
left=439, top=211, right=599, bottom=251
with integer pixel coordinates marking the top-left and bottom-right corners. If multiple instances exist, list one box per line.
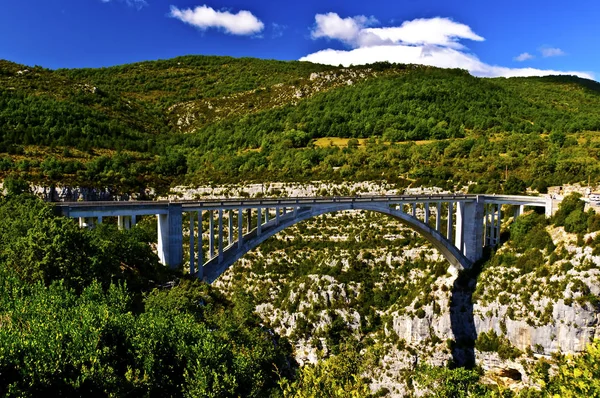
left=0, top=278, right=292, bottom=397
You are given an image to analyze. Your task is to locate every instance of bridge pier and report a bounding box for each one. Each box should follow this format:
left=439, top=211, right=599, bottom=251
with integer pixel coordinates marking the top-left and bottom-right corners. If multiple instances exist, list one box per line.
left=197, top=211, right=203, bottom=278
left=218, top=209, right=224, bottom=263
left=209, top=210, right=215, bottom=258
left=189, top=212, right=195, bottom=275
left=455, top=199, right=484, bottom=263
left=157, top=204, right=183, bottom=269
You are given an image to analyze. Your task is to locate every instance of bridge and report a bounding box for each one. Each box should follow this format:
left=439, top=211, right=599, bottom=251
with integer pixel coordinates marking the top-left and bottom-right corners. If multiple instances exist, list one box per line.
left=56, top=194, right=555, bottom=283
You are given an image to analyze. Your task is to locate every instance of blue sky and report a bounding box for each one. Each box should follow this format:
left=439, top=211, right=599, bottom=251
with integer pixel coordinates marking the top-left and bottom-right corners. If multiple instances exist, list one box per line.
left=1, top=0, right=598, bottom=79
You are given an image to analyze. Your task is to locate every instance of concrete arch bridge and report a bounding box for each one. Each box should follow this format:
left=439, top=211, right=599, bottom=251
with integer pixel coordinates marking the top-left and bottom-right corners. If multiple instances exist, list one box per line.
left=57, top=194, right=555, bottom=283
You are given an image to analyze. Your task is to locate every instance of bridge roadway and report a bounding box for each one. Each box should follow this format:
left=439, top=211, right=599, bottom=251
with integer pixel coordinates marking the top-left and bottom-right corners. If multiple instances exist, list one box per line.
left=56, top=194, right=554, bottom=283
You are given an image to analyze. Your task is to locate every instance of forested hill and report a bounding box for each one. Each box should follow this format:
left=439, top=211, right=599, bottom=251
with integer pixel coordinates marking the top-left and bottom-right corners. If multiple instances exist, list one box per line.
left=1, top=56, right=600, bottom=190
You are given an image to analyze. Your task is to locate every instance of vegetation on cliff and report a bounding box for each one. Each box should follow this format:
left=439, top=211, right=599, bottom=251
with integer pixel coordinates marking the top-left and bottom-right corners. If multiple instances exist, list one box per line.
left=1, top=57, right=600, bottom=192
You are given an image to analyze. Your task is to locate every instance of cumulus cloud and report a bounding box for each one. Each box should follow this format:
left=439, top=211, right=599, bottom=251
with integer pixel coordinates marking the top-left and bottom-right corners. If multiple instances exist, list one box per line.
left=311, top=12, right=378, bottom=46
left=540, top=47, right=565, bottom=57
left=302, top=14, right=592, bottom=80
left=514, top=52, right=534, bottom=62
left=101, top=0, right=148, bottom=9
left=169, top=5, right=264, bottom=36
left=364, top=17, right=484, bottom=49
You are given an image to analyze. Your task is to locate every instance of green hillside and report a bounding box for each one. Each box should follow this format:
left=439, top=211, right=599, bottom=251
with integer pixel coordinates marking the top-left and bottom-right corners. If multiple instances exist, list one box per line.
left=1, top=56, right=600, bottom=191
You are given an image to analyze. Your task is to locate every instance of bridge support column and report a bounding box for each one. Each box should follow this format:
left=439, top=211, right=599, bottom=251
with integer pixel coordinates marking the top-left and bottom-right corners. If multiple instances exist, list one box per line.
left=490, top=206, right=496, bottom=246
left=218, top=210, right=224, bottom=263
left=157, top=204, right=183, bottom=269
left=424, top=202, right=430, bottom=225
left=97, top=216, right=103, bottom=224
left=228, top=210, right=234, bottom=245
left=276, top=206, right=280, bottom=225
left=455, top=202, right=464, bottom=253
left=257, top=208, right=262, bottom=236
left=398, top=202, right=403, bottom=212
left=282, top=207, right=287, bottom=215
left=484, top=205, right=490, bottom=246
left=545, top=197, right=555, bottom=218
left=131, top=215, right=136, bottom=226
left=197, top=211, right=203, bottom=279
left=496, top=205, right=502, bottom=246
left=456, top=199, right=485, bottom=263
left=246, top=209, right=252, bottom=232
left=514, top=204, right=524, bottom=219
left=265, top=208, right=269, bottom=223
left=412, top=203, right=417, bottom=217
left=189, top=212, right=195, bottom=275
left=238, top=208, right=243, bottom=249
left=447, top=202, right=453, bottom=241
left=209, top=210, right=215, bottom=259
left=436, top=202, right=441, bottom=231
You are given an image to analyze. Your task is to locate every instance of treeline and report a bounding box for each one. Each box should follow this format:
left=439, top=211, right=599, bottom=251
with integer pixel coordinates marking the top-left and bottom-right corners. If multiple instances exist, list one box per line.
left=1, top=56, right=600, bottom=189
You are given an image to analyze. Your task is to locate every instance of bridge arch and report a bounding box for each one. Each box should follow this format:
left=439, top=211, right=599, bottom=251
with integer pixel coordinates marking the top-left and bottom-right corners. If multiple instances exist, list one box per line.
left=201, top=203, right=472, bottom=283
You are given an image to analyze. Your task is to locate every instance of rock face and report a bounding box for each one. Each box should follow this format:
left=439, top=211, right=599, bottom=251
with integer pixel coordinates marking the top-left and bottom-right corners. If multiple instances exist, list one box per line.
left=474, top=300, right=599, bottom=354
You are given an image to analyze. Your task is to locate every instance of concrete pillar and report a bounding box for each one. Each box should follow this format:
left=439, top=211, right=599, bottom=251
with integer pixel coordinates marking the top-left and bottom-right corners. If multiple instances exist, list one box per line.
left=197, top=211, right=203, bottom=278
left=436, top=202, right=441, bottom=232
left=484, top=206, right=490, bottom=246
left=209, top=210, right=215, bottom=258
left=459, top=199, right=485, bottom=263
left=246, top=208, right=252, bottom=232
left=276, top=206, right=280, bottom=225
left=455, top=202, right=464, bottom=253
left=189, top=212, right=195, bottom=275
left=283, top=207, right=287, bottom=215
left=257, top=208, right=262, bottom=236
left=293, top=206, right=298, bottom=218
left=124, top=216, right=131, bottom=230
left=265, top=208, right=269, bottom=223
left=228, top=210, right=234, bottom=245
left=545, top=197, right=554, bottom=218
left=424, top=202, right=430, bottom=225
left=490, top=205, right=496, bottom=246
left=131, top=215, right=136, bottom=226
left=447, top=202, right=453, bottom=241
left=398, top=202, right=403, bottom=212
left=218, top=209, right=223, bottom=263
left=411, top=202, right=417, bottom=217
left=97, top=216, right=103, bottom=224
left=496, top=205, right=502, bottom=246
left=79, top=217, right=85, bottom=227
left=157, top=204, right=183, bottom=269
left=118, top=215, right=125, bottom=230
left=238, top=208, right=243, bottom=249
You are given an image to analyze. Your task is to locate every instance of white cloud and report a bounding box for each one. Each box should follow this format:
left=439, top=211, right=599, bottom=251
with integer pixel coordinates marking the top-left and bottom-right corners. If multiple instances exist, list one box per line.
left=514, top=52, right=534, bottom=62
left=311, top=12, right=378, bottom=46
left=169, top=5, right=264, bottom=36
left=302, top=14, right=592, bottom=80
left=101, top=0, right=148, bottom=9
left=364, top=17, right=484, bottom=49
left=540, top=47, right=565, bottom=57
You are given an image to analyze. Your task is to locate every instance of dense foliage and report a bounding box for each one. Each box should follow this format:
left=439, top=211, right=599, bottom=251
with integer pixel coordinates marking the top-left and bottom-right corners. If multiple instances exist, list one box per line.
left=1, top=57, right=600, bottom=191
left=0, top=195, right=294, bottom=396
